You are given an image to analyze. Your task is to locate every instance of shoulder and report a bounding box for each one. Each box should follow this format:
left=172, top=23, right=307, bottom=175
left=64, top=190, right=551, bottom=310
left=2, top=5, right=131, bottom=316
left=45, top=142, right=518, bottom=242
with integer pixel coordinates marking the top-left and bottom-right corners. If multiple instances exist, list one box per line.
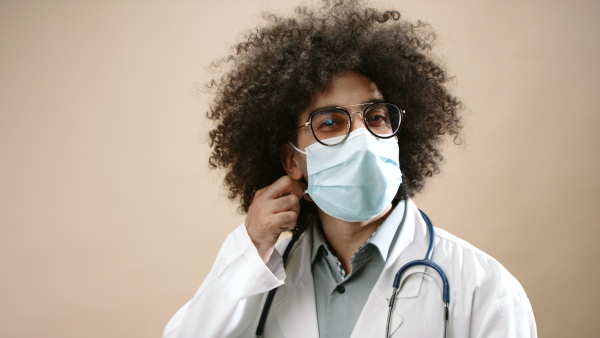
left=434, top=228, right=525, bottom=294
left=434, top=228, right=536, bottom=329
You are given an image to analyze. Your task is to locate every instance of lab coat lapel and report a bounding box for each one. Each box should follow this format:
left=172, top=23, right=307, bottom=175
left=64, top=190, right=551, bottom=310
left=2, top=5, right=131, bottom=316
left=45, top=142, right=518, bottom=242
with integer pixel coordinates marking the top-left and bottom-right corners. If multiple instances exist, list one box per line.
left=352, top=200, right=428, bottom=337
left=271, top=232, right=319, bottom=338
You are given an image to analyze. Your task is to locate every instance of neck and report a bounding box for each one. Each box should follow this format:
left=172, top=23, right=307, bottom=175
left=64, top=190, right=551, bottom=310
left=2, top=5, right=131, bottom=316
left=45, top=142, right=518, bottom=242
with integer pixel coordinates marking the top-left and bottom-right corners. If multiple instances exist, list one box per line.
left=318, top=204, right=393, bottom=274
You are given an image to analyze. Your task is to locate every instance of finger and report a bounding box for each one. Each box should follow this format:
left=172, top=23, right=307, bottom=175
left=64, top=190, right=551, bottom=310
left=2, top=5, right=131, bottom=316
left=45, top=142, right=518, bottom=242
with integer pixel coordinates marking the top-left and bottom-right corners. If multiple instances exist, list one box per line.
left=273, top=211, right=298, bottom=232
left=270, top=194, right=300, bottom=214
left=263, top=175, right=297, bottom=199
left=252, top=186, right=267, bottom=202
left=289, top=179, right=307, bottom=199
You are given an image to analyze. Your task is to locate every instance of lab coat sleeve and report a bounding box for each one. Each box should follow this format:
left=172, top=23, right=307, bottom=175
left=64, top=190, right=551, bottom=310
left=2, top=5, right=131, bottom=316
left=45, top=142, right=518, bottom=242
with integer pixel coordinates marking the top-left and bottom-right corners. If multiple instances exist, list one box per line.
left=162, top=223, right=287, bottom=338
left=469, top=257, right=538, bottom=338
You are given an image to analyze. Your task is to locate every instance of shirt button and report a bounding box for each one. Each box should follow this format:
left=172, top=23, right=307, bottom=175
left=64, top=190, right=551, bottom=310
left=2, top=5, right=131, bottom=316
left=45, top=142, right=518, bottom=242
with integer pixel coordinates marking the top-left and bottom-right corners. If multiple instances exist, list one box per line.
left=336, top=285, right=345, bottom=294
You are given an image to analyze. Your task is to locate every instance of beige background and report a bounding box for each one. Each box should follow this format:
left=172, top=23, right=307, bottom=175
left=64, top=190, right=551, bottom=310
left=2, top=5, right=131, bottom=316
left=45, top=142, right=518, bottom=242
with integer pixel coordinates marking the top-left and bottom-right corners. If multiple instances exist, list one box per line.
left=1, top=0, right=599, bottom=337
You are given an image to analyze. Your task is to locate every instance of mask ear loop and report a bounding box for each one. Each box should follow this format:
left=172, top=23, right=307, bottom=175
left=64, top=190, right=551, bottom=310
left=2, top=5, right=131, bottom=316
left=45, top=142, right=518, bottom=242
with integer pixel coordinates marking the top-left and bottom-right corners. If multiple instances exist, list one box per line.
left=288, top=142, right=307, bottom=155
left=287, top=142, right=311, bottom=197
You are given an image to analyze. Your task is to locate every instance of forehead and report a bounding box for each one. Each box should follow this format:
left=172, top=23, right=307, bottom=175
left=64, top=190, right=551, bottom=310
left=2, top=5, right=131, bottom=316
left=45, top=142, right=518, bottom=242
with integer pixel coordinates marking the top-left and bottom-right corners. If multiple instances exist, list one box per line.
left=299, top=71, right=383, bottom=121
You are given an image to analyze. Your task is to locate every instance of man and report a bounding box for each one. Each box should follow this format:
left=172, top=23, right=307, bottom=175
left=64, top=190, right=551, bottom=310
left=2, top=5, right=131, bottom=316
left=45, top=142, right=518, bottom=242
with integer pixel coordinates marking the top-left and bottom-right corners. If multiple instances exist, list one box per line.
left=163, top=1, right=537, bottom=337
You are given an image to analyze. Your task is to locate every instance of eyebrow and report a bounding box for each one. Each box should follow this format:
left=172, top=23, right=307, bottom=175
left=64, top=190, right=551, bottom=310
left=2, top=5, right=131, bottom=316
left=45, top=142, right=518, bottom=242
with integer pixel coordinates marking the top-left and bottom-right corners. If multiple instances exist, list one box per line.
left=310, top=98, right=386, bottom=114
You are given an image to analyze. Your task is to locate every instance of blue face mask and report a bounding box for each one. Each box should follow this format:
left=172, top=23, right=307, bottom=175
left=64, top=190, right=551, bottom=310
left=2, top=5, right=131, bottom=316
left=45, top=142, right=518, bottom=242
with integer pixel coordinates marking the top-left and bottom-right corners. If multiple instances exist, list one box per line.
left=290, top=128, right=402, bottom=222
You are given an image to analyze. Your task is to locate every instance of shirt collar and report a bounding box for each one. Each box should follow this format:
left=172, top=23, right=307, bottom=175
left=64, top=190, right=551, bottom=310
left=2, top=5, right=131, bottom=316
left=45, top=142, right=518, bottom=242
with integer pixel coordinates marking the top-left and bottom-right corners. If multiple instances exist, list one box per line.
left=309, top=201, right=406, bottom=264
left=310, top=221, right=328, bottom=264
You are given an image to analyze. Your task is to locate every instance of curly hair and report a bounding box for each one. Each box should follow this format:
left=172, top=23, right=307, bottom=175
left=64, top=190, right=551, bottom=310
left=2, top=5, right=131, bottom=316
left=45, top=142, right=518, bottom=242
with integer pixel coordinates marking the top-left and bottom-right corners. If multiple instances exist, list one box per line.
left=207, top=0, right=462, bottom=237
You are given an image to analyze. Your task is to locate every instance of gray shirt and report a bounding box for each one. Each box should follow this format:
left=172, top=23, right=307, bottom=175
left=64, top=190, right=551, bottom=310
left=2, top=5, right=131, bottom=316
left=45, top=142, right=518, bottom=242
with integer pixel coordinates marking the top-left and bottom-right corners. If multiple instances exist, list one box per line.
left=311, top=202, right=405, bottom=338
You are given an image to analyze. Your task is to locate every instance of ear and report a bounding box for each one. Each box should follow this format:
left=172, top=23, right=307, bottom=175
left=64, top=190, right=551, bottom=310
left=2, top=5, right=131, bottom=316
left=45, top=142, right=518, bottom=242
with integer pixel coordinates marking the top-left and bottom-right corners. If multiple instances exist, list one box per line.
left=279, top=143, right=304, bottom=180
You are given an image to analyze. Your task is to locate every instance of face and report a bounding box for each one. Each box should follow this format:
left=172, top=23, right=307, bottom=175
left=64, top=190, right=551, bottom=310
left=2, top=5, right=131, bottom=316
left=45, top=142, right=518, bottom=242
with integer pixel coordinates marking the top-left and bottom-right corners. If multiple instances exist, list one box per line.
left=289, top=71, right=385, bottom=181
left=296, top=71, right=385, bottom=150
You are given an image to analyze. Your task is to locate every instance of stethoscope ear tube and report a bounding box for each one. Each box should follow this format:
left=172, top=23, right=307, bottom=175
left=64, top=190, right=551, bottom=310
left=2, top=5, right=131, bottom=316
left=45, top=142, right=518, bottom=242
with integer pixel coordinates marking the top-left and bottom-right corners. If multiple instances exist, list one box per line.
left=255, top=237, right=297, bottom=338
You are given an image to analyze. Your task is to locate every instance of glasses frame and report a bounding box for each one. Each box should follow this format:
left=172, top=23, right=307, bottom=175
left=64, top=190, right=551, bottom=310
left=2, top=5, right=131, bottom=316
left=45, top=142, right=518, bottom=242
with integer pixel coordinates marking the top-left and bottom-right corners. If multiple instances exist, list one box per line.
left=297, top=102, right=405, bottom=146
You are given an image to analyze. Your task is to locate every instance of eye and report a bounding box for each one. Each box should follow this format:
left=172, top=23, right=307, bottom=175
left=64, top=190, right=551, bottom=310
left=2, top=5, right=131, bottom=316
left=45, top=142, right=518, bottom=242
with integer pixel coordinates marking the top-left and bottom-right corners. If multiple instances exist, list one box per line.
left=312, top=110, right=349, bottom=130
left=321, top=118, right=336, bottom=127
left=367, top=114, right=389, bottom=123
left=365, top=106, right=390, bottom=126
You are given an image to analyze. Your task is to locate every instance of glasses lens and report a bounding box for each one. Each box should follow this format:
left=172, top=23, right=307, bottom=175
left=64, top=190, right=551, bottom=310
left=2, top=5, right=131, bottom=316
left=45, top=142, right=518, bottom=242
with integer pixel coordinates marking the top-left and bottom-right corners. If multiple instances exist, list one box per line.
left=310, top=109, right=350, bottom=145
left=364, top=103, right=401, bottom=137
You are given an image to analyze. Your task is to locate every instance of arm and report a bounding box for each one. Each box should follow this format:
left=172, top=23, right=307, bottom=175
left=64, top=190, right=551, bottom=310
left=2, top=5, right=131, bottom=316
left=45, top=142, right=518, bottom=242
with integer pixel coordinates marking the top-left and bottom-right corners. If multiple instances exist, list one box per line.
left=470, top=260, right=537, bottom=338
left=471, top=270, right=537, bottom=338
left=162, top=223, right=287, bottom=338
left=163, top=176, right=306, bottom=337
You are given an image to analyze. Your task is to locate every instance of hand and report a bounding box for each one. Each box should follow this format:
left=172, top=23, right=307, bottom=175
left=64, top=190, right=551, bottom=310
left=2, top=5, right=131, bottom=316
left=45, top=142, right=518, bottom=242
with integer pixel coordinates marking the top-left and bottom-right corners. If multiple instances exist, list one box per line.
left=245, top=176, right=307, bottom=263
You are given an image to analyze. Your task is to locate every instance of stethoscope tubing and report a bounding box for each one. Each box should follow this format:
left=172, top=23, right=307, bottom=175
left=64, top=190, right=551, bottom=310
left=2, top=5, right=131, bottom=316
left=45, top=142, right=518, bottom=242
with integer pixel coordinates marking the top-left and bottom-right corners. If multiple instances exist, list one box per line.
left=392, top=211, right=450, bottom=300
left=255, top=237, right=297, bottom=337
left=255, top=210, right=450, bottom=338
left=386, top=210, right=450, bottom=338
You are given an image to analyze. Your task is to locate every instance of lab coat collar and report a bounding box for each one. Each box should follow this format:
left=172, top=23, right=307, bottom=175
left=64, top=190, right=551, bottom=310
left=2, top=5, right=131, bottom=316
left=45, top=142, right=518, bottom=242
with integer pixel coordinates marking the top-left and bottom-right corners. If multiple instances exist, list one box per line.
left=309, top=203, right=405, bottom=264
left=270, top=198, right=427, bottom=338
left=352, top=199, right=429, bottom=337
left=271, top=228, right=320, bottom=338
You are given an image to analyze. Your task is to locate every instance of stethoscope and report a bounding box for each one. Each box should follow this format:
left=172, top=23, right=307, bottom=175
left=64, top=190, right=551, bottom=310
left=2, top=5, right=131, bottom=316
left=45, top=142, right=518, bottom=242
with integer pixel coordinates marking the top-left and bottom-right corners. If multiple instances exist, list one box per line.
left=255, top=210, right=450, bottom=338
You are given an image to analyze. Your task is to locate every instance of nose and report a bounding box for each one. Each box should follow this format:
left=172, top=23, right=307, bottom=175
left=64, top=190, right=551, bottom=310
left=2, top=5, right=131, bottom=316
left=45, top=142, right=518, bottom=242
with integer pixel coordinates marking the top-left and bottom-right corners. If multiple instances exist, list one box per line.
left=349, top=111, right=367, bottom=131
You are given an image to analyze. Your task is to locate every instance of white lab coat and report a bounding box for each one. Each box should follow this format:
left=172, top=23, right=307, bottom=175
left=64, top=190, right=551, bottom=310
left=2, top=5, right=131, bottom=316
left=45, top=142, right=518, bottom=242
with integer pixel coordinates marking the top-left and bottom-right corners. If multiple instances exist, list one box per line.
left=163, top=199, right=537, bottom=337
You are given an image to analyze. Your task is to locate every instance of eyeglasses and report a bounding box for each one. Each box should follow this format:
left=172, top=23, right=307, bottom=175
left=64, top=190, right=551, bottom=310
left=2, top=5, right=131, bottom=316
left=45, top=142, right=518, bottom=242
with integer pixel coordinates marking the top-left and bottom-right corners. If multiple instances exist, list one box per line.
left=298, top=102, right=405, bottom=146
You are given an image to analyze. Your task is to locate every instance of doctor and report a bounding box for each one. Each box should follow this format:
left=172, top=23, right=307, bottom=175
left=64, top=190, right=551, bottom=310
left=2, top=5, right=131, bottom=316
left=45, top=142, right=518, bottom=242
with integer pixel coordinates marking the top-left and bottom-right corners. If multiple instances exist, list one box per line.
left=163, top=1, right=537, bottom=337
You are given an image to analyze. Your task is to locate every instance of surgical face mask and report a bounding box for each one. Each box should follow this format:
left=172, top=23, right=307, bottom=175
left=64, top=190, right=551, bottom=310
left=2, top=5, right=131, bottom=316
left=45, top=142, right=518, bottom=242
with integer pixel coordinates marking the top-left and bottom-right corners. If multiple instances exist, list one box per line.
left=290, top=128, right=402, bottom=222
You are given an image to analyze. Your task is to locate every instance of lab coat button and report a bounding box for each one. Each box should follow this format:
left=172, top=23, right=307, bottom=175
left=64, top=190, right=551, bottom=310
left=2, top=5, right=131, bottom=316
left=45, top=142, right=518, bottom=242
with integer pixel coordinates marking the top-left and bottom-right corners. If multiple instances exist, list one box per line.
left=336, top=285, right=345, bottom=294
